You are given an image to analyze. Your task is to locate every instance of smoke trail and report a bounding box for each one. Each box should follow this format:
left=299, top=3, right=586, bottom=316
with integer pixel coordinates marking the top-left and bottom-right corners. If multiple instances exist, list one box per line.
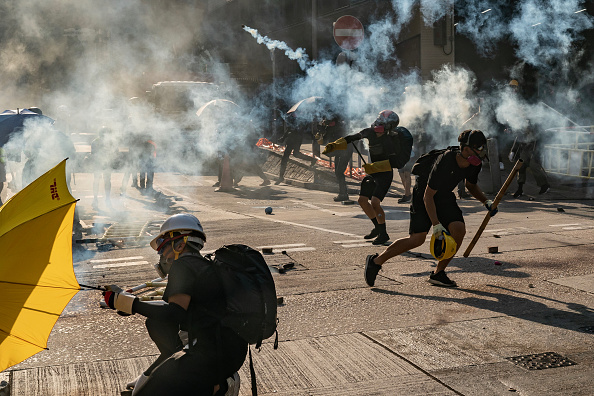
left=242, top=25, right=312, bottom=70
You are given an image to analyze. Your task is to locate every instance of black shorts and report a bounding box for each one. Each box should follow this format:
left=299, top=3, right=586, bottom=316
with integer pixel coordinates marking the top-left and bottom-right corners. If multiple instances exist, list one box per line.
left=409, top=183, right=464, bottom=234
left=359, top=170, right=393, bottom=201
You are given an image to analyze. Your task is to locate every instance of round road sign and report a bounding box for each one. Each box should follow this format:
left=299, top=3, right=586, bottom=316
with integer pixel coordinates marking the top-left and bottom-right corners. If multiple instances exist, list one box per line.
left=333, top=15, right=364, bottom=51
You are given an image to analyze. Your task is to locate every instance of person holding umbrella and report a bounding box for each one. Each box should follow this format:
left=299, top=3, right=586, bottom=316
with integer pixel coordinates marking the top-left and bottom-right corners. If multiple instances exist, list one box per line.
left=323, top=110, right=402, bottom=245
left=101, top=213, right=246, bottom=395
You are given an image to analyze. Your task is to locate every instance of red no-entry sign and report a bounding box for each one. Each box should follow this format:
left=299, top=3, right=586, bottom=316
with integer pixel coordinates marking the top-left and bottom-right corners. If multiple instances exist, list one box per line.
left=333, top=15, right=364, bottom=51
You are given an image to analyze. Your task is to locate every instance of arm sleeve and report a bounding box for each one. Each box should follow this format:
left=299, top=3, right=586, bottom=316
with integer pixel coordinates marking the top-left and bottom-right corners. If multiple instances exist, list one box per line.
left=344, top=128, right=370, bottom=144
left=466, top=163, right=482, bottom=185
left=132, top=300, right=188, bottom=324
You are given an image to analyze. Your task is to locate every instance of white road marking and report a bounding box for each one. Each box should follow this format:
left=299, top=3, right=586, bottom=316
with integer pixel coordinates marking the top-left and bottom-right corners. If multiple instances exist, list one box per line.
left=342, top=243, right=374, bottom=248
left=257, top=243, right=306, bottom=249
left=276, top=247, right=316, bottom=253
left=562, top=226, right=594, bottom=230
left=90, top=256, right=144, bottom=263
left=93, top=261, right=150, bottom=269
left=333, top=239, right=364, bottom=244
left=549, top=223, right=581, bottom=227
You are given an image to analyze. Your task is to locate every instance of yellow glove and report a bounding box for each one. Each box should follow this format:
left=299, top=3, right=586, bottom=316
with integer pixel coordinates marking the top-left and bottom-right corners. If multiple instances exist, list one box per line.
left=363, top=160, right=392, bottom=174
left=322, top=137, right=347, bottom=155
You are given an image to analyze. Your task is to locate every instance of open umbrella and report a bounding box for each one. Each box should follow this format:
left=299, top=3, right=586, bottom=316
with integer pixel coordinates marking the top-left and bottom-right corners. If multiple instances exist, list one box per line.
left=286, top=96, right=323, bottom=116
left=0, top=159, right=79, bottom=372
left=0, top=109, right=54, bottom=147
left=195, top=99, right=239, bottom=117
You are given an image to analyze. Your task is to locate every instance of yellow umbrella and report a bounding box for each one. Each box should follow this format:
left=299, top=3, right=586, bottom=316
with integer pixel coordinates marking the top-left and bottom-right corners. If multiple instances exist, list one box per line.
left=0, top=159, right=80, bottom=372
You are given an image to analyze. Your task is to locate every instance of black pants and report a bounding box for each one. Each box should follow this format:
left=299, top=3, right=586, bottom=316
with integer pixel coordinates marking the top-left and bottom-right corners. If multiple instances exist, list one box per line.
left=333, top=145, right=353, bottom=195
left=279, top=133, right=314, bottom=179
left=136, top=319, right=247, bottom=396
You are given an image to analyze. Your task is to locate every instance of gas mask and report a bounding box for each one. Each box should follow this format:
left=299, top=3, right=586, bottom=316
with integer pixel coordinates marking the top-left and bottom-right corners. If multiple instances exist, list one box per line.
left=154, top=255, right=174, bottom=278
left=466, top=145, right=487, bottom=166
left=373, top=124, right=385, bottom=133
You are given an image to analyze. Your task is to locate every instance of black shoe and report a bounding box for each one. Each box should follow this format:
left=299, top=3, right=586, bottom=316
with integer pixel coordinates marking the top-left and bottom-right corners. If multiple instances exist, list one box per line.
left=372, top=233, right=390, bottom=245
left=364, top=253, right=381, bottom=287
left=364, top=228, right=379, bottom=240
left=539, top=184, right=550, bottom=194
left=398, top=195, right=411, bottom=203
left=458, top=191, right=471, bottom=199
left=274, top=178, right=284, bottom=185
left=513, top=188, right=523, bottom=198
left=333, top=194, right=349, bottom=202
left=428, top=270, right=457, bottom=287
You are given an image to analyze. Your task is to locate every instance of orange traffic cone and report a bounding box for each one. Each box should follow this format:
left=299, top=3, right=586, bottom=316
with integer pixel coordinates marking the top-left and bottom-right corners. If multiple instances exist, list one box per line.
left=215, top=155, right=235, bottom=192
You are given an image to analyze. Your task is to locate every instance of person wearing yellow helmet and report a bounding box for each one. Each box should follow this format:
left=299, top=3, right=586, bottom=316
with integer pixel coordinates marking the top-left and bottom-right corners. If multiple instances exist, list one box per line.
left=363, top=129, right=498, bottom=287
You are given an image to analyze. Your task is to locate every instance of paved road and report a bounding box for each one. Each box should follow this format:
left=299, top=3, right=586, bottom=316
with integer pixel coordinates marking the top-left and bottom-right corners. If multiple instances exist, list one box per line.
left=2, top=171, right=594, bottom=396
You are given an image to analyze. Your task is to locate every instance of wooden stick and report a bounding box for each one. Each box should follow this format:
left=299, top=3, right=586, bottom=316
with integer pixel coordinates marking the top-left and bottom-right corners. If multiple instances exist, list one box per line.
left=463, top=159, right=524, bottom=257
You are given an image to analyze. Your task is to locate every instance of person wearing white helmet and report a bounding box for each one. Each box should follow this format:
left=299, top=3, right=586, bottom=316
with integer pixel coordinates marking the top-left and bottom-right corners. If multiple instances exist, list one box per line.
left=102, top=213, right=245, bottom=396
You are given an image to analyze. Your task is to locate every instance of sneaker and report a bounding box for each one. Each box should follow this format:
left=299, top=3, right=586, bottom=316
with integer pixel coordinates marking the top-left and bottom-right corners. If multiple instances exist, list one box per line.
left=225, top=372, right=240, bottom=396
left=364, top=228, right=379, bottom=240
left=212, top=181, right=221, bottom=187
left=513, top=188, right=523, bottom=198
left=333, top=194, right=349, bottom=202
left=428, top=270, right=457, bottom=287
left=274, top=178, right=284, bottom=185
left=538, top=184, right=550, bottom=194
left=458, top=190, right=471, bottom=199
left=372, top=232, right=390, bottom=245
left=364, top=253, right=381, bottom=287
left=260, top=179, right=271, bottom=186
left=397, top=195, right=411, bottom=203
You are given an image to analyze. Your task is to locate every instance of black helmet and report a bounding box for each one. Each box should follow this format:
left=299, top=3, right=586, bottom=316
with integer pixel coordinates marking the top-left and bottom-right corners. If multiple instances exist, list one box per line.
left=28, top=107, right=43, bottom=115
left=459, top=129, right=487, bottom=150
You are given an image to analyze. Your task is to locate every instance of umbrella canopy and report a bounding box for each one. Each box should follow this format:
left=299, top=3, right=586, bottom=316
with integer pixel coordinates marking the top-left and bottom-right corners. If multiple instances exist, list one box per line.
left=0, top=109, right=54, bottom=147
left=0, top=159, right=79, bottom=372
left=286, top=96, right=323, bottom=116
left=195, top=99, right=239, bottom=117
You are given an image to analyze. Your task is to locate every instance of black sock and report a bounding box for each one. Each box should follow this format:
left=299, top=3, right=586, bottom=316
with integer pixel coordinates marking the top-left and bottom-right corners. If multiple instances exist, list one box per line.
left=371, top=217, right=379, bottom=227
left=377, top=222, right=387, bottom=234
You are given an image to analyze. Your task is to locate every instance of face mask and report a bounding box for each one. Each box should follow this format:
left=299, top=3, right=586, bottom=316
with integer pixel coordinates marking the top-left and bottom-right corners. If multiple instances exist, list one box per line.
left=373, top=125, right=385, bottom=133
left=154, top=255, right=173, bottom=278
left=466, top=155, right=482, bottom=166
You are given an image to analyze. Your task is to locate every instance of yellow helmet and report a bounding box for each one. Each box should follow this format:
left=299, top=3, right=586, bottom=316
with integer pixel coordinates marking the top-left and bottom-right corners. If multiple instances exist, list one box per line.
left=509, top=79, right=519, bottom=87
left=430, top=230, right=457, bottom=261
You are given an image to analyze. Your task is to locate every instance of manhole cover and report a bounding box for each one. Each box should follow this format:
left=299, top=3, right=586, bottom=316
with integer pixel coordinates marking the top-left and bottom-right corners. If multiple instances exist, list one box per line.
left=506, top=352, right=576, bottom=370
left=578, top=326, right=594, bottom=334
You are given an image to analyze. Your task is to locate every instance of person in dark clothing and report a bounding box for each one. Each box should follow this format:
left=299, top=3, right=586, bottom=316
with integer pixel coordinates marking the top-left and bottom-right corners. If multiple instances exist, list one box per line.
left=276, top=113, right=317, bottom=184
left=316, top=113, right=353, bottom=201
left=324, top=110, right=402, bottom=245
left=363, top=130, right=498, bottom=288
left=102, top=213, right=246, bottom=395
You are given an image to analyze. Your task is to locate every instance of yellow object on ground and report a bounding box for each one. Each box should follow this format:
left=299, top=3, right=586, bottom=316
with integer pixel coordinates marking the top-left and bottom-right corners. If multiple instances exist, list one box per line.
left=0, top=159, right=79, bottom=372
left=322, top=137, right=347, bottom=155
left=363, top=160, right=391, bottom=174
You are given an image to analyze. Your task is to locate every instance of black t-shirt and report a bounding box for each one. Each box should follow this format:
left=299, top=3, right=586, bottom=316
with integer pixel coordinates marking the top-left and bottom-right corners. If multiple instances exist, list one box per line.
left=426, top=150, right=481, bottom=195
left=344, top=128, right=398, bottom=163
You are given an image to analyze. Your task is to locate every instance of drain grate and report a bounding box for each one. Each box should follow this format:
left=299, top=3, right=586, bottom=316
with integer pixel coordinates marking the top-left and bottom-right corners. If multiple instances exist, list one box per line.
left=578, top=325, right=594, bottom=334
left=506, top=352, right=576, bottom=370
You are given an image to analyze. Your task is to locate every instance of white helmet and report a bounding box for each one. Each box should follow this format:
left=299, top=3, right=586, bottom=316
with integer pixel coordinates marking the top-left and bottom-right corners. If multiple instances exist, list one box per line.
left=150, top=213, right=206, bottom=251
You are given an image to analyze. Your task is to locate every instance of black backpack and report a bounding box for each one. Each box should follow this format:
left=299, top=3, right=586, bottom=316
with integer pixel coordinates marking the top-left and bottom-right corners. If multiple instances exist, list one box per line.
left=411, top=146, right=459, bottom=178
left=387, top=126, right=414, bottom=169
left=207, top=244, right=278, bottom=396
left=207, top=244, right=278, bottom=347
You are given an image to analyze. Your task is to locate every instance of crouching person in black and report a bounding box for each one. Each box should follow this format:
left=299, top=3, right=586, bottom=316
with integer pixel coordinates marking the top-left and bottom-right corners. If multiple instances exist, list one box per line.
left=102, top=213, right=246, bottom=396
left=363, top=130, right=497, bottom=288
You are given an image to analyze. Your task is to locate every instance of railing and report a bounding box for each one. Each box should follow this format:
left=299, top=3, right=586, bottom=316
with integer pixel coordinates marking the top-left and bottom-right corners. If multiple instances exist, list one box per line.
left=542, top=126, right=594, bottom=179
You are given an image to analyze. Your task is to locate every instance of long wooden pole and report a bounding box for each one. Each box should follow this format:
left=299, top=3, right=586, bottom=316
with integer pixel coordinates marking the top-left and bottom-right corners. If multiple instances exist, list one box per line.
left=463, top=159, right=524, bottom=257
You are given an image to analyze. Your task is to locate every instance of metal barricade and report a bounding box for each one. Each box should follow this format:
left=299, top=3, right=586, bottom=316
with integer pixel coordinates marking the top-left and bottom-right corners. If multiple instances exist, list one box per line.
left=542, top=126, right=594, bottom=179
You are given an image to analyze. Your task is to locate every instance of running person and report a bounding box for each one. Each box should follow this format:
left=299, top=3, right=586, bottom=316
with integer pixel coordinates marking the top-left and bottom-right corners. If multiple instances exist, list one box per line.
left=323, top=110, right=402, bottom=245
left=364, top=129, right=498, bottom=287
left=102, top=213, right=246, bottom=395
